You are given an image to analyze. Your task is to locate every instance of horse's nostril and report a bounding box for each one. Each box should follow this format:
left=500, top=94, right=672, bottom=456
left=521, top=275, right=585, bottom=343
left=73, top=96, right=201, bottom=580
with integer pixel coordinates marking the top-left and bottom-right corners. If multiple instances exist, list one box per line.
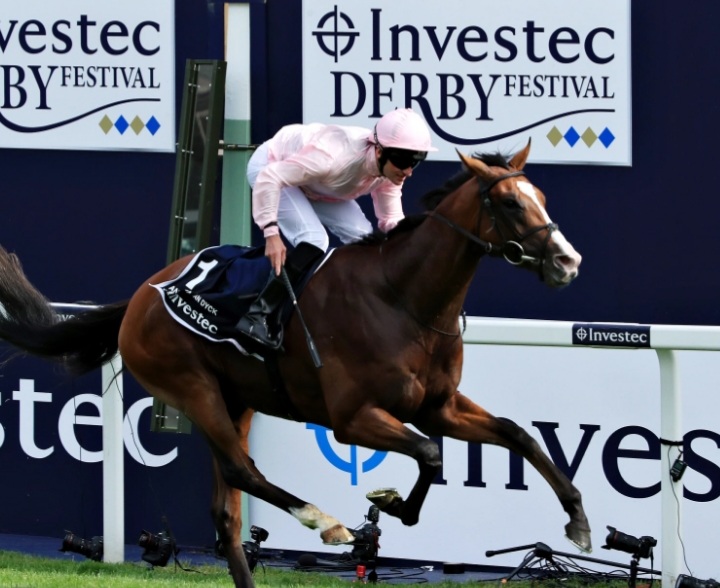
left=555, top=254, right=577, bottom=270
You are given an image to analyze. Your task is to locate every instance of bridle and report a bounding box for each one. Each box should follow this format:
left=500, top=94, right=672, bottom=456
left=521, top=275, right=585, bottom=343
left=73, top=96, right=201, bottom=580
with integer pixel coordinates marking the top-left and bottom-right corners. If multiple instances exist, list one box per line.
left=379, top=169, right=558, bottom=336
left=426, top=170, right=558, bottom=274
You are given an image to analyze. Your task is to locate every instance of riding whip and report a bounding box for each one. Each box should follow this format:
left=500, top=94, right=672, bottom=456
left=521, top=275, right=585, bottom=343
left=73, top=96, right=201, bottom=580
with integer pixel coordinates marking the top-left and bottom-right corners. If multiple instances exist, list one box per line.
left=279, top=268, right=323, bottom=368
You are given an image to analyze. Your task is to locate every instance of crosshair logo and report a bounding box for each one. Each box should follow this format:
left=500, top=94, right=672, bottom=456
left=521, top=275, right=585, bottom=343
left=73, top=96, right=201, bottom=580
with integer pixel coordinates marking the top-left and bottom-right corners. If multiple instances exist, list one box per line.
left=575, top=327, right=588, bottom=342
left=312, top=5, right=359, bottom=63
left=307, top=424, right=387, bottom=485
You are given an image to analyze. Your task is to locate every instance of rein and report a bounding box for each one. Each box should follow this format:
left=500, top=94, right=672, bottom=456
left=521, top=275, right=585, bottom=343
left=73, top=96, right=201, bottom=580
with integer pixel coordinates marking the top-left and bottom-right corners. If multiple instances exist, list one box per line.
left=426, top=170, right=558, bottom=271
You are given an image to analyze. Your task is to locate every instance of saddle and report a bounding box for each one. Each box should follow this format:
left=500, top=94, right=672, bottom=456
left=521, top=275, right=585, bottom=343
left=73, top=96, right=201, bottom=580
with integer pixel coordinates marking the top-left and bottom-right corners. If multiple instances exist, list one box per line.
left=151, top=244, right=325, bottom=356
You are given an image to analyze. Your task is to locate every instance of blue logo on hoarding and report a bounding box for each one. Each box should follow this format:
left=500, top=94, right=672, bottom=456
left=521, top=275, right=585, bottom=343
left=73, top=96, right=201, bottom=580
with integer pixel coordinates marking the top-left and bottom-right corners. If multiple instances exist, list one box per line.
left=307, top=424, right=387, bottom=485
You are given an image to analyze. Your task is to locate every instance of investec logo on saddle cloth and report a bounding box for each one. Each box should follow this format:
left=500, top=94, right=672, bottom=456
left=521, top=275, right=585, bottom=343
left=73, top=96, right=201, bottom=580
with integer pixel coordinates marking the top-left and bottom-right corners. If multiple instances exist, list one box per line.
left=572, top=323, right=650, bottom=348
left=0, top=0, right=174, bottom=152
left=163, top=285, right=220, bottom=336
left=301, top=0, right=631, bottom=165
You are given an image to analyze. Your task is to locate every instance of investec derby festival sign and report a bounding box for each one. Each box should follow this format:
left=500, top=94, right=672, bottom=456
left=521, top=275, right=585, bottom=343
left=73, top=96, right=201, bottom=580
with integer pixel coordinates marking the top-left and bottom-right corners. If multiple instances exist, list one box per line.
left=0, top=0, right=174, bottom=152
left=302, top=0, right=631, bottom=165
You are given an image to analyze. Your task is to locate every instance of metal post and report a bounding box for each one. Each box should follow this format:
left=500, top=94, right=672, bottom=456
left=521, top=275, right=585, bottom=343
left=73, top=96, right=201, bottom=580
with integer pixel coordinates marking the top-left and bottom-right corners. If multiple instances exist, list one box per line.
left=102, top=353, right=124, bottom=563
left=223, top=1, right=254, bottom=542
left=221, top=2, right=254, bottom=247
left=657, top=349, right=683, bottom=588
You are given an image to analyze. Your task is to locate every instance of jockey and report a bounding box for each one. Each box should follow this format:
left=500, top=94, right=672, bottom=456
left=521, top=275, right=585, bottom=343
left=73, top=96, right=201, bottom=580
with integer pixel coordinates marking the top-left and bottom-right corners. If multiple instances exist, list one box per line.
left=236, top=108, right=437, bottom=349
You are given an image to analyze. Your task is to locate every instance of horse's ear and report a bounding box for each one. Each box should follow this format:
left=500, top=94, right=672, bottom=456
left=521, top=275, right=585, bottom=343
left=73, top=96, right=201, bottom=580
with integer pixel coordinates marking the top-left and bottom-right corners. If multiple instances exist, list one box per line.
left=455, top=149, right=493, bottom=181
left=508, top=138, right=532, bottom=170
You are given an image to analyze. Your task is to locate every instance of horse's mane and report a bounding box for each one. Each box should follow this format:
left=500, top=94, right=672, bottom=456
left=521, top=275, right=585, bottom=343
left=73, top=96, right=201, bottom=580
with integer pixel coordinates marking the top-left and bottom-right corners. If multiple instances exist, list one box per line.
left=354, top=151, right=511, bottom=246
left=422, top=152, right=510, bottom=211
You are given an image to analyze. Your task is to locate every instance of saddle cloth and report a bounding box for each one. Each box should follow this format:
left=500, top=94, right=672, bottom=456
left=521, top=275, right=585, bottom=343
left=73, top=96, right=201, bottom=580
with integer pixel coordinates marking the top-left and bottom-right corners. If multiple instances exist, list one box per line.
left=151, top=244, right=327, bottom=355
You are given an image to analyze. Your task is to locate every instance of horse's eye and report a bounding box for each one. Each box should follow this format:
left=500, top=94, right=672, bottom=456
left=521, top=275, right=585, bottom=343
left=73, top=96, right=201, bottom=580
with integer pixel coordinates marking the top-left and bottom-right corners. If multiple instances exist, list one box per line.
left=502, top=198, right=522, bottom=211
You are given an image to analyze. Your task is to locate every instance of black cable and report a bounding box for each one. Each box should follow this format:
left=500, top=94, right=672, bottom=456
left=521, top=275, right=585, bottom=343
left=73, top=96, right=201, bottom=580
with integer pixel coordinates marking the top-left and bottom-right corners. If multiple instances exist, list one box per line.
left=501, top=548, right=662, bottom=585
left=372, top=567, right=430, bottom=583
left=660, top=438, right=684, bottom=446
left=667, top=444, right=694, bottom=577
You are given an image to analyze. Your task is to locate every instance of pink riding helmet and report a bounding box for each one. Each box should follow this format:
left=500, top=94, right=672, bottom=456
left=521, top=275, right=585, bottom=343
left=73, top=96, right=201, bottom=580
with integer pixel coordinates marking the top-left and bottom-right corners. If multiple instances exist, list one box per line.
left=371, top=109, right=438, bottom=152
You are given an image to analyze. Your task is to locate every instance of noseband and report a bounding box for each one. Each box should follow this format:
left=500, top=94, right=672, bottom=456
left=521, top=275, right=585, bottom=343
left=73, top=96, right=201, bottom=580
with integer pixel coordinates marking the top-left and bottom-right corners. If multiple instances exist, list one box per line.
left=426, top=170, right=558, bottom=273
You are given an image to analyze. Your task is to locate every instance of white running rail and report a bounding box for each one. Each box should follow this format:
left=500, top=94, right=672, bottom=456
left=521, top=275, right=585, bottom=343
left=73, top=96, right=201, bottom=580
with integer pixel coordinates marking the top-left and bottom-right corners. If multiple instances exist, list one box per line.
left=58, top=301, right=720, bottom=582
left=463, top=316, right=720, bottom=588
left=53, top=303, right=124, bottom=564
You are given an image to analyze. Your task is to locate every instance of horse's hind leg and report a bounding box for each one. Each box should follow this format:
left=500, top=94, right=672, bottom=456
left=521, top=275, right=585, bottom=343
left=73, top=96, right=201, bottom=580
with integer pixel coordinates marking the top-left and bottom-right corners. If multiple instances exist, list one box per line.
left=419, top=392, right=592, bottom=552
left=208, top=409, right=353, bottom=564
left=185, top=394, right=355, bottom=550
left=206, top=422, right=355, bottom=546
left=209, top=410, right=251, bottom=584
left=131, top=384, right=353, bottom=584
left=211, top=462, right=251, bottom=585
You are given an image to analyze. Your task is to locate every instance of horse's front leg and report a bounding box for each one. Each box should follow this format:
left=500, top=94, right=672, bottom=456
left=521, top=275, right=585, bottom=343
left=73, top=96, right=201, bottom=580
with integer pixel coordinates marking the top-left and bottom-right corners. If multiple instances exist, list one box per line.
left=417, top=392, right=592, bottom=552
left=332, top=407, right=442, bottom=526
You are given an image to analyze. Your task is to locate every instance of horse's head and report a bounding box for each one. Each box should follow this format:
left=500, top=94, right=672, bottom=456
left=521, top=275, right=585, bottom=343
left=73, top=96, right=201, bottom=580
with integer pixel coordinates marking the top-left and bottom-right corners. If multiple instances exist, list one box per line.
left=456, top=141, right=581, bottom=287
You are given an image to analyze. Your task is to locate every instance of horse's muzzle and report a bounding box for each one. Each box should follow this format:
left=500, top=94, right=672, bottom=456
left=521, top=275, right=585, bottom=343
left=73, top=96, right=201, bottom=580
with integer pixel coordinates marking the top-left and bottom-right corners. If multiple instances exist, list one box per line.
left=546, top=250, right=582, bottom=286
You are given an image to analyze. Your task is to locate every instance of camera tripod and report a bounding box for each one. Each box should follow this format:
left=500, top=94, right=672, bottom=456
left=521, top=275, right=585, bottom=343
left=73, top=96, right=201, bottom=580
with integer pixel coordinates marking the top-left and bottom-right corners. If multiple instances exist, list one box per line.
left=486, top=542, right=661, bottom=587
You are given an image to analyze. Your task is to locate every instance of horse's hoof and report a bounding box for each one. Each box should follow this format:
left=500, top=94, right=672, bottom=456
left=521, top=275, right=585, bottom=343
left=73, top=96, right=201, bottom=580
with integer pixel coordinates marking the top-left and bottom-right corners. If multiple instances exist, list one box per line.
left=565, top=523, right=592, bottom=553
left=366, top=487, right=402, bottom=509
left=321, top=524, right=354, bottom=545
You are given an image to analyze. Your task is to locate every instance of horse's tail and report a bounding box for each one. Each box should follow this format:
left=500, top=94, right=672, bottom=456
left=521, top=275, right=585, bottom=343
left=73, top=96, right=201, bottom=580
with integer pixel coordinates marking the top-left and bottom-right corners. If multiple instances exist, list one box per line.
left=0, top=246, right=127, bottom=375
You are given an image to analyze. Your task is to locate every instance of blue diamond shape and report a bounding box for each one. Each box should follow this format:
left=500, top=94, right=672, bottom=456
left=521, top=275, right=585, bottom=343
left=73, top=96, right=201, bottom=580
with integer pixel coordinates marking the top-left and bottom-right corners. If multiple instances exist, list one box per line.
left=598, top=127, right=615, bottom=148
left=564, top=127, right=580, bottom=147
left=146, top=116, right=161, bottom=135
left=114, top=115, right=129, bottom=134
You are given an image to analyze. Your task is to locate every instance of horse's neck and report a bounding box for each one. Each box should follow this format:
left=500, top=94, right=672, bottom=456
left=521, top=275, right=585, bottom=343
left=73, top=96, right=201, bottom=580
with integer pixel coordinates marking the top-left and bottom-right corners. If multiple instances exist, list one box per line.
left=382, top=204, right=482, bottom=325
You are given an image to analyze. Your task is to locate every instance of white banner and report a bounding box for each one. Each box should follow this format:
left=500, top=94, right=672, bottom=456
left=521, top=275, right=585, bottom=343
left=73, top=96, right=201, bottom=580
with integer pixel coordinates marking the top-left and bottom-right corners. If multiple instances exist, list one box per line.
left=302, top=0, right=631, bottom=165
left=248, top=345, right=719, bottom=580
left=0, top=0, right=175, bottom=152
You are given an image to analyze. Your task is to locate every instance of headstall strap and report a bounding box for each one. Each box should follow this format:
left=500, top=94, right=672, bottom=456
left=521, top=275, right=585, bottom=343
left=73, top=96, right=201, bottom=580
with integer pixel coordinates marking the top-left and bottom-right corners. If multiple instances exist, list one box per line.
left=480, top=171, right=526, bottom=227
left=430, top=169, right=557, bottom=271
left=479, top=170, right=527, bottom=195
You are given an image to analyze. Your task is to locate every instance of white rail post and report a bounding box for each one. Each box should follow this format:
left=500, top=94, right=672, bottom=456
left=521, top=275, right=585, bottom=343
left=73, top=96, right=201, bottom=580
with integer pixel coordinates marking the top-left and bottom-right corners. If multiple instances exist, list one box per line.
left=102, top=353, right=124, bottom=563
left=657, top=349, right=683, bottom=588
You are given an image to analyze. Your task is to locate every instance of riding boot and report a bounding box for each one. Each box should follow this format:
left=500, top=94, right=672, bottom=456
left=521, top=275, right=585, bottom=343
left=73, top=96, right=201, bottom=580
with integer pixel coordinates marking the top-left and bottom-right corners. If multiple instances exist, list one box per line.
left=236, top=242, right=324, bottom=349
left=283, top=241, right=326, bottom=284
left=235, top=274, right=287, bottom=349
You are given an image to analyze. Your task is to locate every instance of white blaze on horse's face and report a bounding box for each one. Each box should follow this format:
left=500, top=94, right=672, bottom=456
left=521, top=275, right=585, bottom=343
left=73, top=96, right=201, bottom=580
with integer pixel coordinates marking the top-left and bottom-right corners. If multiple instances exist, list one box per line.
left=516, top=180, right=582, bottom=285
left=517, top=181, right=550, bottom=222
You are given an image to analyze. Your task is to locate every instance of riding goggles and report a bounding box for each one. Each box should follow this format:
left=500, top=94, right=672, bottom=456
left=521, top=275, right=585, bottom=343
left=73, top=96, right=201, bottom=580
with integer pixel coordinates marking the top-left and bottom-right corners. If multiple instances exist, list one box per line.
left=382, top=147, right=427, bottom=170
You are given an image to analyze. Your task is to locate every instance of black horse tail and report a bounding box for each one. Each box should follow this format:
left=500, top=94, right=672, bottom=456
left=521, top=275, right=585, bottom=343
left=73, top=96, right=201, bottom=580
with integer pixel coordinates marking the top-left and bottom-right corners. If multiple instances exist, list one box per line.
left=0, top=245, right=127, bottom=375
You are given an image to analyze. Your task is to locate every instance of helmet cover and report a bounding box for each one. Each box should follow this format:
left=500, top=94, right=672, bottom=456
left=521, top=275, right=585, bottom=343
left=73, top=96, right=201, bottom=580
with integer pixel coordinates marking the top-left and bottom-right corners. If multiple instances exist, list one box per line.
left=371, top=109, right=438, bottom=152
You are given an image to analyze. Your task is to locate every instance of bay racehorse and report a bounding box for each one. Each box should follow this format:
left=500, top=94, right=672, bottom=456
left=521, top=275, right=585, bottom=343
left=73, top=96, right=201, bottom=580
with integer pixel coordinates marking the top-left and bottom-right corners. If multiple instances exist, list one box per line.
left=0, top=143, right=589, bottom=587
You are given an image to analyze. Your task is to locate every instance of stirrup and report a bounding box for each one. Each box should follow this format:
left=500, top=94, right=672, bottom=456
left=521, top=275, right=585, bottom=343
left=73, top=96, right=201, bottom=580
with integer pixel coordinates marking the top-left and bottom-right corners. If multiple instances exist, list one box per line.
left=236, top=315, right=283, bottom=349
